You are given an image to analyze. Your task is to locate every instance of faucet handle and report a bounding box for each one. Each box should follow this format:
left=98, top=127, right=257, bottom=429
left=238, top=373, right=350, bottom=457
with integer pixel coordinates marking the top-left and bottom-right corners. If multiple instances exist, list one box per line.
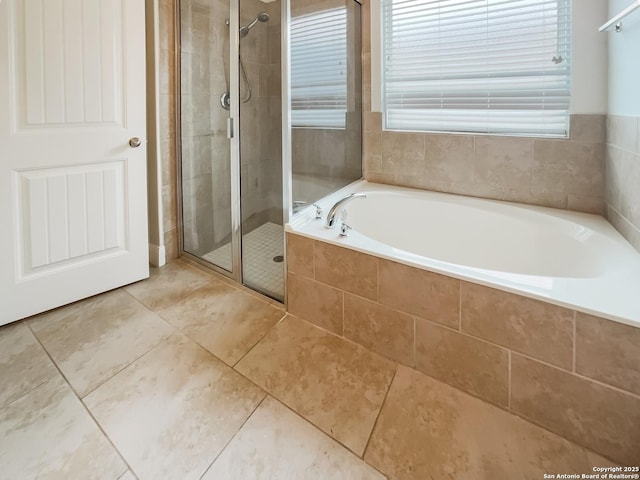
left=339, top=222, right=352, bottom=237
left=313, top=203, right=323, bottom=219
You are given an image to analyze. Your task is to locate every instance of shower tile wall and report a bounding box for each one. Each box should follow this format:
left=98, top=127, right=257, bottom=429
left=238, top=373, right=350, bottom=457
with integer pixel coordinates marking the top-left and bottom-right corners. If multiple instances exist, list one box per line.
left=291, top=0, right=362, bottom=204
left=605, top=116, right=640, bottom=252
left=240, top=0, right=282, bottom=233
left=360, top=1, right=605, bottom=215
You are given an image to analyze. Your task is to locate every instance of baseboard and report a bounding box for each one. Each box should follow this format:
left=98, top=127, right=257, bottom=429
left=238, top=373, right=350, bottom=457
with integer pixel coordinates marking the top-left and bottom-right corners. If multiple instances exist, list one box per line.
left=149, top=243, right=166, bottom=267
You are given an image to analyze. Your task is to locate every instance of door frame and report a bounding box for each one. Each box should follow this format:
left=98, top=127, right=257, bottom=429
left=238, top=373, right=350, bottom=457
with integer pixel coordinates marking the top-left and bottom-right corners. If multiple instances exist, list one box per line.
left=146, top=0, right=166, bottom=268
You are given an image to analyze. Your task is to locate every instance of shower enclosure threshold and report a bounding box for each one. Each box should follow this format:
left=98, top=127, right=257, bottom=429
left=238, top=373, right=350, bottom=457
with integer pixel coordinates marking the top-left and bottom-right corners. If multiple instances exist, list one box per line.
left=203, top=222, right=285, bottom=299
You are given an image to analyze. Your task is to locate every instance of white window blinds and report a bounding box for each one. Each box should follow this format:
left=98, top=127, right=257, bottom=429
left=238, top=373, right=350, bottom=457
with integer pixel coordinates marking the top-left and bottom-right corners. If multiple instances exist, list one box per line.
left=382, top=0, right=571, bottom=136
left=291, top=7, right=347, bottom=128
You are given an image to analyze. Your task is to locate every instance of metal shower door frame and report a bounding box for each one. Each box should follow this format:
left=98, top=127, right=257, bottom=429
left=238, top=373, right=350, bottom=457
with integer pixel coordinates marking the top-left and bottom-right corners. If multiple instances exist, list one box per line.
left=175, top=0, right=243, bottom=284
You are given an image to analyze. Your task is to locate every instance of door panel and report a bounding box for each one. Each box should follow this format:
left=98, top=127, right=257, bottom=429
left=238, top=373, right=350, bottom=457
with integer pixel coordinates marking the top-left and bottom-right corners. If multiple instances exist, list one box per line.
left=14, top=161, right=126, bottom=275
left=0, top=0, right=148, bottom=325
left=16, top=0, right=124, bottom=129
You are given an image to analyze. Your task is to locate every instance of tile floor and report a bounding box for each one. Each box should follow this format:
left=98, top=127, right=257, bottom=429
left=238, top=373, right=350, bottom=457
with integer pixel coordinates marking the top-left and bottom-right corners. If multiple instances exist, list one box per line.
left=0, top=259, right=616, bottom=479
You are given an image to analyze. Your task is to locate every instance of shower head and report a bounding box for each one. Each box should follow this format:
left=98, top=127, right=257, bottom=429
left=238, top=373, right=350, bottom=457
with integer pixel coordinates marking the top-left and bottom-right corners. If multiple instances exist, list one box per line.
left=239, top=12, right=270, bottom=38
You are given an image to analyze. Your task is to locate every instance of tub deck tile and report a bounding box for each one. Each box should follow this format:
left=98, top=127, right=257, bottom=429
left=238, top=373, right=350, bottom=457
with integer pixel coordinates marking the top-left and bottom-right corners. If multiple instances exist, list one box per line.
left=415, top=318, right=509, bottom=409
left=461, top=282, right=574, bottom=370
left=510, top=354, right=640, bottom=466
left=378, top=258, right=460, bottom=329
left=314, top=241, right=378, bottom=301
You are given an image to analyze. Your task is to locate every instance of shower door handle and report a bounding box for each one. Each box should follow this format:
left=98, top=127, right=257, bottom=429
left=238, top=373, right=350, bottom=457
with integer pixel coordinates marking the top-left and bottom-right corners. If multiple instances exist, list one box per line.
left=227, top=118, right=234, bottom=139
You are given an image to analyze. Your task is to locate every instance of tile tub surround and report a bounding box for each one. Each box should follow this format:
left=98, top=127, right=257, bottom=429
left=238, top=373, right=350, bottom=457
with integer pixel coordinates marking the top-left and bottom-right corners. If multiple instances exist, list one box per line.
left=360, top=0, right=605, bottom=216
left=363, top=112, right=606, bottom=215
left=605, top=115, right=640, bottom=252
left=286, top=231, right=640, bottom=465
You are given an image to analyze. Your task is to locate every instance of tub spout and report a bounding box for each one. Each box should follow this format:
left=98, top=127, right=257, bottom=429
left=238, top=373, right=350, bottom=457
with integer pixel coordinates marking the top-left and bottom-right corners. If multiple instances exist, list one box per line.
left=325, top=193, right=367, bottom=229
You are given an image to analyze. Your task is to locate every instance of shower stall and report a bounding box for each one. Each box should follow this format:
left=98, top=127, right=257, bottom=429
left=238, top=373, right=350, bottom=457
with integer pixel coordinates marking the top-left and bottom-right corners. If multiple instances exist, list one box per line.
left=177, top=0, right=362, bottom=302
left=177, top=0, right=285, bottom=300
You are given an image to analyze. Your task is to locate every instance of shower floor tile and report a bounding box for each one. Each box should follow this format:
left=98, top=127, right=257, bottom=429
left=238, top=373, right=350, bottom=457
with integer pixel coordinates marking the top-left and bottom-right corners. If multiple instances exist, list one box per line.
left=203, top=222, right=284, bottom=298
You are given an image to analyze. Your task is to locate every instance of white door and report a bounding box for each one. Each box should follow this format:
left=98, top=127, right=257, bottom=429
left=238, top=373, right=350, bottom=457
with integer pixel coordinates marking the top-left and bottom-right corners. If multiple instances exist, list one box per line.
left=0, top=0, right=149, bottom=325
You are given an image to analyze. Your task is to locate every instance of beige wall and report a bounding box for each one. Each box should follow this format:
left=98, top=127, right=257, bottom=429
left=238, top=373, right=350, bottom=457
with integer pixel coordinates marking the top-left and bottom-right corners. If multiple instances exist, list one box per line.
left=605, top=1, right=640, bottom=252
left=158, top=0, right=179, bottom=262
left=605, top=116, right=640, bottom=252
left=360, top=0, right=606, bottom=215
left=240, top=0, right=283, bottom=232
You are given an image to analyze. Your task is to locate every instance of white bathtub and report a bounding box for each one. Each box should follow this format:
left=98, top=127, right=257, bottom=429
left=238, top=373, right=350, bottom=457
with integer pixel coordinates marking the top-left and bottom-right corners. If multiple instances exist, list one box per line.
left=287, top=180, right=640, bottom=327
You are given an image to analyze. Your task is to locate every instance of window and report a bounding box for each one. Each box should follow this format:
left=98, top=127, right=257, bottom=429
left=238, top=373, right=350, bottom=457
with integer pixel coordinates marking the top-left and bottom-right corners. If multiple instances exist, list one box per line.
left=291, top=7, right=347, bottom=128
left=382, top=0, right=571, bottom=136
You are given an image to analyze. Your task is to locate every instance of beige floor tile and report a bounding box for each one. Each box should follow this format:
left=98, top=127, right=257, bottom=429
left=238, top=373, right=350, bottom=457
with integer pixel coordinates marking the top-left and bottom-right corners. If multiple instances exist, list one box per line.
left=159, top=279, right=285, bottom=365
left=365, top=366, right=615, bottom=480
left=0, top=376, right=127, bottom=480
left=235, top=315, right=396, bottom=456
left=124, top=259, right=212, bottom=311
left=28, top=294, right=99, bottom=332
left=84, top=333, right=266, bottom=480
left=203, top=396, right=386, bottom=480
left=119, top=472, right=137, bottom=480
left=0, top=322, right=57, bottom=409
left=31, top=289, right=175, bottom=397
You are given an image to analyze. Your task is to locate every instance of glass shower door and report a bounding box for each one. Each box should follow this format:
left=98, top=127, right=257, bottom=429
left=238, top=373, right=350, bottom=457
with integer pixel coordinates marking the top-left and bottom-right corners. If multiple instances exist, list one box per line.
left=179, top=0, right=284, bottom=301
left=179, top=0, right=235, bottom=274
left=238, top=1, right=284, bottom=301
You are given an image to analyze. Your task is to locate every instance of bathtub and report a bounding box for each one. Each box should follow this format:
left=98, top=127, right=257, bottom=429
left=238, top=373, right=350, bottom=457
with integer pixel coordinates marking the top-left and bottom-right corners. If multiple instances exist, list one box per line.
left=287, top=180, right=640, bottom=327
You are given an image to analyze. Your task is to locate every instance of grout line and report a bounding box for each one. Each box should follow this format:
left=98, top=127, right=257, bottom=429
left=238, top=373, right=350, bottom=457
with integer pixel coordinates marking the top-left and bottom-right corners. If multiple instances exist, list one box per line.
left=376, top=258, right=380, bottom=302
left=361, top=365, right=398, bottom=461
left=311, top=235, right=316, bottom=279
left=507, top=350, right=512, bottom=412
left=25, top=322, right=136, bottom=479
left=508, top=408, right=622, bottom=467
left=78, top=334, right=172, bottom=401
left=267, top=394, right=386, bottom=467
left=341, top=290, right=345, bottom=337
left=458, top=281, right=462, bottom=331
left=229, top=314, right=399, bottom=460
left=232, top=312, right=288, bottom=369
left=412, top=316, right=417, bottom=368
left=197, top=394, right=269, bottom=480
left=418, top=316, right=510, bottom=354
left=0, top=373, right=58, bottom=412
left=119, top=470, right=138, bottom=480
left=511, top=350, right=640, bottom=400
left=572, top=311, right=578, bottom=373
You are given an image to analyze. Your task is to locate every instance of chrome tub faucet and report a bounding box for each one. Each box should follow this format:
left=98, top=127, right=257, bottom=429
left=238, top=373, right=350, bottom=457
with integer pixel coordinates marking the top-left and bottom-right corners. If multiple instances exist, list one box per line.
left=293, top=200, right=322, bottom=219
left=325, top=193, right=367, bottom=229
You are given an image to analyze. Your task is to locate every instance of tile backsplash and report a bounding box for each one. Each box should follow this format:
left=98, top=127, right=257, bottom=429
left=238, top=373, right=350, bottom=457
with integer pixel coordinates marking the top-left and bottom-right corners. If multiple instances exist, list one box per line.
left=363, top=112, right=606, bottom=215
left=605, top=115, right=640, bottom=253
left=360, top=1, right=605, bottom=216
